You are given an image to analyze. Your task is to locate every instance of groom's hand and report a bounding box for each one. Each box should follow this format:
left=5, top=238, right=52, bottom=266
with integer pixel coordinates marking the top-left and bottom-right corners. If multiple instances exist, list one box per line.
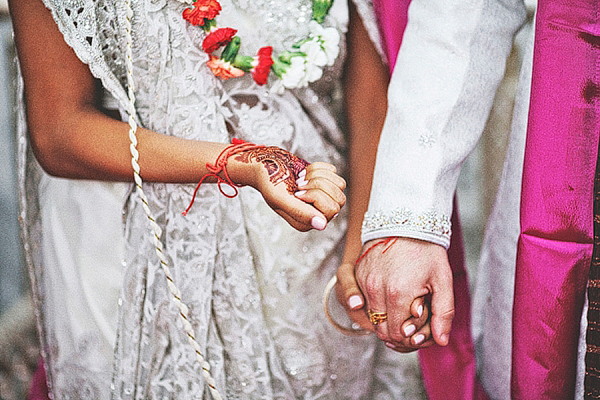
left=354, top=237, right=454, bottom=348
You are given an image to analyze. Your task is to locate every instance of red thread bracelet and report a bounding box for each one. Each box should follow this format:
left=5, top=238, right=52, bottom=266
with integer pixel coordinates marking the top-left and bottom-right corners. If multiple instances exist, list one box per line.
left=183, top=138, right=265, bottom=216
left=355, top=237, right=399, bottom=265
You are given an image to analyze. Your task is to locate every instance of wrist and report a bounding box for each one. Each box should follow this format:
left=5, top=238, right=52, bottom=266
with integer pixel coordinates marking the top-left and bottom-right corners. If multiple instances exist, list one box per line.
left=226, top=156, right=261, bottom=188
left=183, top=139, right=265, bottom=215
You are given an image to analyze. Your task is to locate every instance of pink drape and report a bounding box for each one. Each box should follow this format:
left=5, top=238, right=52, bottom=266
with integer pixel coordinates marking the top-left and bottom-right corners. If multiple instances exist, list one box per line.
left=511, top=0, right=599, bottom=397
left=371, top=1, right=484, bottom=398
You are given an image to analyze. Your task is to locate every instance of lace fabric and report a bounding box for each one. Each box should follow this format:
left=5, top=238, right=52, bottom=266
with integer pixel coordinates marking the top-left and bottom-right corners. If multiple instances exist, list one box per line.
left=18, top=0, right=426, bottom=398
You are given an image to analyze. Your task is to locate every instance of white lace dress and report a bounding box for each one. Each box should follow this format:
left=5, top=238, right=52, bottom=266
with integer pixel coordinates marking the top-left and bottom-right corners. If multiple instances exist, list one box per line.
left=18, top=0, right=426, bottom=398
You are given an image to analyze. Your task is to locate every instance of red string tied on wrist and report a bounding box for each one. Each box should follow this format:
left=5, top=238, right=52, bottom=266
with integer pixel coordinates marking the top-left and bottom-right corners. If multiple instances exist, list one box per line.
left=355, top=237, right=399, bottom=266
left=183, top=138, right=265, bottom=216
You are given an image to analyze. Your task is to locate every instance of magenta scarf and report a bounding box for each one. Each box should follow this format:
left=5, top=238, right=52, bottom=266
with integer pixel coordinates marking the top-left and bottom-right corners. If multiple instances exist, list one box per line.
left=371, top=1, right=484, bottom=398
left=511, top=0, right=599, bottom=397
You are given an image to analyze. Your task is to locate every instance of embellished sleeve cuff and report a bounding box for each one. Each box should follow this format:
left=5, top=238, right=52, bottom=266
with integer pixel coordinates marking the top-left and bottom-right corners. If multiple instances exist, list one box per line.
left=361, top=208, right=451, bottom=249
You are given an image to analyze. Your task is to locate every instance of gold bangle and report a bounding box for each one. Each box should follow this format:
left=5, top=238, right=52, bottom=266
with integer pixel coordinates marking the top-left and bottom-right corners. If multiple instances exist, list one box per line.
left=322, top=275, right=371, bottom=337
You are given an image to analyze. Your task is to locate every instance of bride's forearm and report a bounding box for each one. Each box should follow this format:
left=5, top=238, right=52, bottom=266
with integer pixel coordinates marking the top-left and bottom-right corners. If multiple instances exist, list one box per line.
left=11, top=0, right=255, bottom=187
left=341, top=2, right=389, bottom=265
left=30, top=107, right=242, bottom=184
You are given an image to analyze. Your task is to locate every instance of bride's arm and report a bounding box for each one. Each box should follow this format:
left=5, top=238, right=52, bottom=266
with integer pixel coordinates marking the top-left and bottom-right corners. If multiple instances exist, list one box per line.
left=10, top=0, right=249, bottom=184
left=340, top=3, right=388, bottom=268
left=334, top=2, right=388, bottom=328
left=9, top=0, right=344, bottom=231
left=335, top=2, right=432, bottom=347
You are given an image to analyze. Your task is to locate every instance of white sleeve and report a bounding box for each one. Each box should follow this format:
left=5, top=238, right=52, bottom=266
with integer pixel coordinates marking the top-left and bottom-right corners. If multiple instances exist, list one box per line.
left=361, top=0, right=526, bottom=248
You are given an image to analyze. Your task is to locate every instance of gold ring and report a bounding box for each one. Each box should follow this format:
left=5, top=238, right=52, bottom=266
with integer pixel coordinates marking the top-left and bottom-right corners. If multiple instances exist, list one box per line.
left=368, top=310, right=388, bottom=325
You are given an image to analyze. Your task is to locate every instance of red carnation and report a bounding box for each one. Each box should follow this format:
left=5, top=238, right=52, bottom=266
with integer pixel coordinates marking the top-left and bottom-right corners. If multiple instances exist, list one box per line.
left=206, top=56, right=245, bottom=80
left=251, top=46, right=274, bottom=86
left=182, top=0, right=222, bottom=26
left=202, top=27, right=237, bottom=54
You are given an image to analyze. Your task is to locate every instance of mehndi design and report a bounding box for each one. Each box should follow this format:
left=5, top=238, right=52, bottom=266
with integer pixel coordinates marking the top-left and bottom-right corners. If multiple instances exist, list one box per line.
left=235, top=147, right=309, bottom=194
left=184, top=140, right=309, bottom=215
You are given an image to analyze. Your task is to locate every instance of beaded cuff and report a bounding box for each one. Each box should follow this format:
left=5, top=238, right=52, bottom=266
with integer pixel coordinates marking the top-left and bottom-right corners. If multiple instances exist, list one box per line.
left=361, top=208, right=451, bottom=248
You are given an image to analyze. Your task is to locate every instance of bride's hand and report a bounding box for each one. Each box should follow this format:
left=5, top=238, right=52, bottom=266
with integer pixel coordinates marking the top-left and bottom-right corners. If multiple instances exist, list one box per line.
left=231, top=147, right=346, bottom=231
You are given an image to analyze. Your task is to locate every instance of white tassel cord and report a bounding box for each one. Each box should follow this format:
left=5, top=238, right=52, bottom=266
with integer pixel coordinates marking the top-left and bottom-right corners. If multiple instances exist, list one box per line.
left=123, top=2, right=223, bottom=398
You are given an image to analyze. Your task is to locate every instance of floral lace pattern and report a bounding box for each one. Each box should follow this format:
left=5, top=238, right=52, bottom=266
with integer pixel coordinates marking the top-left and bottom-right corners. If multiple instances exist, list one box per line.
left=19, top=0, right=426, bottom=398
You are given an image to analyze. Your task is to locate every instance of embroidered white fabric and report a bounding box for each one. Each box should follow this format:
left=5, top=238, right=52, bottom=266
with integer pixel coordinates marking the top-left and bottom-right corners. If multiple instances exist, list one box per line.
left=17, top=0, right=426, bottom=398
left=361, top=0, right=527, bottom=249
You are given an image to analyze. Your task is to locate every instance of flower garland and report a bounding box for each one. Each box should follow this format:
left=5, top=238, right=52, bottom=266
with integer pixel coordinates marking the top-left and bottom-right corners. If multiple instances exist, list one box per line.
left=182, top=0, right=340, bottom=92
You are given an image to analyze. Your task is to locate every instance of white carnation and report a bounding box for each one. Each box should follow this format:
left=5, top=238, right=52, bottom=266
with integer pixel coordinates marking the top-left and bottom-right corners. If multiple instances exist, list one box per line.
left=281, top=56, right=308, bottom=89
left=307, top=20, right=340, bottom=66
left=300, top=38, right=328, bottom=67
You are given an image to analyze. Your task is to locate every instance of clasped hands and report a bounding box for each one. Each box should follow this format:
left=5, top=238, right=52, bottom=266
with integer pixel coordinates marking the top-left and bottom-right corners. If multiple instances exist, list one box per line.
left=232, top=146, right=455, bottom=352
left=336, top=237, right=455, bottom=352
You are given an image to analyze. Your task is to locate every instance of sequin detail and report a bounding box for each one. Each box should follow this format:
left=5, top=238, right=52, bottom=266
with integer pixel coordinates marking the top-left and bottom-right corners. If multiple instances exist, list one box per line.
left=362, top=208, right=451, bottom=240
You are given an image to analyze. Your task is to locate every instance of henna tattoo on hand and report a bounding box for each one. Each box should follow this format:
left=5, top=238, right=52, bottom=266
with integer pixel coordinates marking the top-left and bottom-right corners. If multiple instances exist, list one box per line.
left=235, top=147, right=309, bottom=193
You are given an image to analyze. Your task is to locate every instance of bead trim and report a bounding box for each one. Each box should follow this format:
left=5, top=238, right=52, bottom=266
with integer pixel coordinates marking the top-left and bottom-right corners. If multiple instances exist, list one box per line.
left=362, top=208, right=451, bottom=240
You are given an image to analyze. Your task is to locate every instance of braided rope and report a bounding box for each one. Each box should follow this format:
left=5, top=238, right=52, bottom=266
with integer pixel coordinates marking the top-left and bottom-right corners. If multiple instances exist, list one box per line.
left=123, top=2, right=223, bottom=398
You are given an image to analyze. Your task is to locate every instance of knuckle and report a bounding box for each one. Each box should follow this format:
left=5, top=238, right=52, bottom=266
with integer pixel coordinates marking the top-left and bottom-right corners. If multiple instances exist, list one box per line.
left=364, top=286, right=379, bottom=300
left=329, top=203, right=341, bottom=216
left=363, top=278, right=381, bottom=299
left=337, top=192, right=347, bottom=207
left=388, top=331, right=406, bottom=343
left=375, top=331, right=389, bottom=342
left=385, top=286, right=404, bottom=304
left=395, top=347, right=416, bottom=354
left=336, top=271, right=350, bottom=286
left=315, top=177, right=330, bottom=188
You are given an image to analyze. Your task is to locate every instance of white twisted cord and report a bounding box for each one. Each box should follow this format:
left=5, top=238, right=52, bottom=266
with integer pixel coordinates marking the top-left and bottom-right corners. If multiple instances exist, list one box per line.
left=123, top=2, right=223, bottom=398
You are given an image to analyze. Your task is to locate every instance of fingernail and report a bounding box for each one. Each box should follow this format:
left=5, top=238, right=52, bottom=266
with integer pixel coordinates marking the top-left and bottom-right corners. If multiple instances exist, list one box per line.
left=347, top=295, right=363, bottom=310
left=332, top=213, right=339, bottom=220
left=298, top=169, right=306, bottom=178
left=311, top=216, right=326, bottom=230
left=413, top=334, right=425, bottom=345
left=417, top=304, right=423, bottom=318
left=296, top=177, right=308, bottom=187
left=385, top=342, right=397, bottom=349
left=403, top=324, right=416, bottom=337
left=295, top=190, right=307, bottom=197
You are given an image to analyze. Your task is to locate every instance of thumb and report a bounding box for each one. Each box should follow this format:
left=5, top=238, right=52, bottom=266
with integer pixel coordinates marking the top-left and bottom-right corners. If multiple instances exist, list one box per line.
left=429, top=267, right=454, bottom=346
left=335, top=262, right=364, bottom=311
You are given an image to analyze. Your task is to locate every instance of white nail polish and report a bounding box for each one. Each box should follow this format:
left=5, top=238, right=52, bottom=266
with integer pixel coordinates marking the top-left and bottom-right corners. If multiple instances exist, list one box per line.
left=347, top=295, right=363, bottom=309
left=385, top=342, right=397, bottom=349
left=417, top=304, right=423, bottom=318
left=403, top=324, right=416, bottom=337
left=311, top=216, right=326, bottom=230
left=296, top=177, right=308, bottom=187
left=295, top=190, right=307, bottom=197
left=413, top=334, right=425, bottom=345
left=298, top=169, right=306, bottom=178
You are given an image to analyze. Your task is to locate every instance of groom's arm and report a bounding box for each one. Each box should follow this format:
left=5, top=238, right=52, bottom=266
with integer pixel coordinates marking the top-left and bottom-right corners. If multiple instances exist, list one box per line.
left=357, top=0, right=527, bottom=347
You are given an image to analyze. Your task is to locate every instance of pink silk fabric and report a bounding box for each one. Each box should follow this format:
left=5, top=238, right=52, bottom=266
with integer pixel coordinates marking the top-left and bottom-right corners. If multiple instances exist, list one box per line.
left=512, top=0, right=599, bottom=397
left=371, top=1, right=485, bottom=398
